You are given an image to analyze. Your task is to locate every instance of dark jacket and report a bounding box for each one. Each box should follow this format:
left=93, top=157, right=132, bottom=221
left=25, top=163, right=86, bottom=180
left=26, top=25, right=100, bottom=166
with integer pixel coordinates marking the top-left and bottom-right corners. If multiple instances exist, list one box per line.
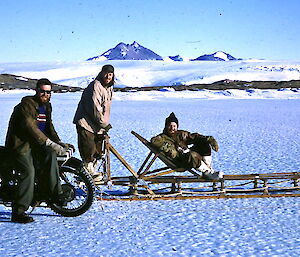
left=5, top=95, right=60, bottom=154
left=151, top=130, right=211, bottom=169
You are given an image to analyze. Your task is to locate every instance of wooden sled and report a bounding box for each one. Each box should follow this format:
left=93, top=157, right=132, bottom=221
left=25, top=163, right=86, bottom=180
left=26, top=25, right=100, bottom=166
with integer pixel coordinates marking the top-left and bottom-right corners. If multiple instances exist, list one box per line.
left=94, top=131, right=300, bottom=201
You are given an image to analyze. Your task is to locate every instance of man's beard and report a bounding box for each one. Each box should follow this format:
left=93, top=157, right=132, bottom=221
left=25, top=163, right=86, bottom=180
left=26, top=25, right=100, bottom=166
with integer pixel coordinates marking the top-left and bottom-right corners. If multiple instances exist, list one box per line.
left=100, top=77, right=113, bottom=87
left=38, top=95, right=50, bottom=104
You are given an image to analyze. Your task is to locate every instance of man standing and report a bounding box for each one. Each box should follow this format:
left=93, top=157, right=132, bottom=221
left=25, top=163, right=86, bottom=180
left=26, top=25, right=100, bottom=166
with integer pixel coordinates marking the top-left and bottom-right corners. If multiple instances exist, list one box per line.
left=151, top=112, right=223, bottom=180
left=73, top=64, right=114, bottom=181
left=5, top=78, right=69, bottom=223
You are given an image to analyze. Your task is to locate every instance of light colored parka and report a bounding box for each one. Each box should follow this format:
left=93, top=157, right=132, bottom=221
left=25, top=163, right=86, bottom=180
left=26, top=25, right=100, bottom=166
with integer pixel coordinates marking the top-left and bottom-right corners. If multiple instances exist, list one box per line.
left=73, top=79, right=113, bottom=134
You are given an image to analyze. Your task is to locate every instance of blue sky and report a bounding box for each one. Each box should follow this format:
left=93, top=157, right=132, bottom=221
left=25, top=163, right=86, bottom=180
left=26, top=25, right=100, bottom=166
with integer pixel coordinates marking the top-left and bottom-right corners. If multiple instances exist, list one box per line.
left=1, top=0, right=300, bottom=62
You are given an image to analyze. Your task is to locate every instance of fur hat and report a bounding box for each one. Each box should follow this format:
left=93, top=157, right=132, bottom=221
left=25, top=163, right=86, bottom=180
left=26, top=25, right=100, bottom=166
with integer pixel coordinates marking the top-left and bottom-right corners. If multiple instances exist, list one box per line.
left=101, top=64, right=114, bottom=73
left=165, top=112, right=179, bottom=128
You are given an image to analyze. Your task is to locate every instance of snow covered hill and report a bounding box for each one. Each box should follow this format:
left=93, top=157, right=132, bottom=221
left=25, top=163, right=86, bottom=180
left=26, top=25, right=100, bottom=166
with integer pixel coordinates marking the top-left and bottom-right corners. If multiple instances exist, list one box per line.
left=191, top=51, right=238, bottom=61
left=1, top=59, right=300, bottom=89
left=168, top=55, right=184, bottom=62
left=87, top=41, right=163, bottom=61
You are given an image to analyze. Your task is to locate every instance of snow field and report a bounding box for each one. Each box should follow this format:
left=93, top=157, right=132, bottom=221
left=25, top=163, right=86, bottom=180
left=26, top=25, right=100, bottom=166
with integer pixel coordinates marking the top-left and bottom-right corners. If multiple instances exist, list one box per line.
left=0, top=92, right=300, bottom=256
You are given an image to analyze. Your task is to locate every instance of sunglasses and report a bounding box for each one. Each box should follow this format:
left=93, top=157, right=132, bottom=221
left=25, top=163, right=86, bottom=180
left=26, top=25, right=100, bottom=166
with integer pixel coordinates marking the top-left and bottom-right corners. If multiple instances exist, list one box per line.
left=39, top=89, right=52, bottom=94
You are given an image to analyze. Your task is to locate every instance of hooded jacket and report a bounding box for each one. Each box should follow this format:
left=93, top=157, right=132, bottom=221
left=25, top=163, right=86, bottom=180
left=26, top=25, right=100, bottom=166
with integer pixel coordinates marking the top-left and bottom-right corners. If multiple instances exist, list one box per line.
left=5, top=95, right=60, bottom=154
left=73, top=79, right=113, bottom=134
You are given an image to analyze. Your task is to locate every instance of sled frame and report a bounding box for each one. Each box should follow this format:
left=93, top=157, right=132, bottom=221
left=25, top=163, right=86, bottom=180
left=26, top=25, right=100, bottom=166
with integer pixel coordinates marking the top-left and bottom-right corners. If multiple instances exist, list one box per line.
left=94, top=131, right=300, bottom=200
left=95, top=131, right=222, bottom=196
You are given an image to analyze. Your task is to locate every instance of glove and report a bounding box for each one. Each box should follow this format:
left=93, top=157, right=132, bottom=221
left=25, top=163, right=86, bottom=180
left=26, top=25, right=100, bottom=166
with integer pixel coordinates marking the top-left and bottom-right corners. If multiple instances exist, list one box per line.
left=104, top=124, right=112, bottom=133
left=58, top=141, right=68, bottom=148
left=206, top=136, right=219, bottom=152
left=58, top=141, right=75, bottom=151
left=45, top=139, right=68, bottom=156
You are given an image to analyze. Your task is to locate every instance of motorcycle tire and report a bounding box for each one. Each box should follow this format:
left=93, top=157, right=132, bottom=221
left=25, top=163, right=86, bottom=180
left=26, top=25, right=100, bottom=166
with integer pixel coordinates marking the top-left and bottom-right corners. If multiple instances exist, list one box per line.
left=49, top=164, right=95, bottom=217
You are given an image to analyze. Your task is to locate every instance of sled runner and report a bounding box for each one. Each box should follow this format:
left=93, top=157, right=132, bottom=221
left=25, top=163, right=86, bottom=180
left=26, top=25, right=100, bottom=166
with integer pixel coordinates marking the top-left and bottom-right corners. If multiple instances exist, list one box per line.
left=93, top=131, right=300, bottom=200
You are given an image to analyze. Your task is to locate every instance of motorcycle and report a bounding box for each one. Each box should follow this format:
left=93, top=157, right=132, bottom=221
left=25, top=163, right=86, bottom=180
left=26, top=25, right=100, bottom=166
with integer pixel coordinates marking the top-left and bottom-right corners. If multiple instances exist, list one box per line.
left=0, top=146, right=95, bottom=217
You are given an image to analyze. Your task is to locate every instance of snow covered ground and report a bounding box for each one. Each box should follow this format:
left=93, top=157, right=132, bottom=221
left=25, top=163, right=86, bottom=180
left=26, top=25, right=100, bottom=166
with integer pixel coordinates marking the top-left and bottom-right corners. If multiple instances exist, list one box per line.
left=1, top=59, right=300, bottom=88
left=0, top=91, right=300, bottom=256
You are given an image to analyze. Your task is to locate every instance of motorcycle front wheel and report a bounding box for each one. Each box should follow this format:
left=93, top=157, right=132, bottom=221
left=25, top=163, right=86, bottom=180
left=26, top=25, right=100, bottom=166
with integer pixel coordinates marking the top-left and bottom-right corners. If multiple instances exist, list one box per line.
left=49, top=161, right=95, bottom=217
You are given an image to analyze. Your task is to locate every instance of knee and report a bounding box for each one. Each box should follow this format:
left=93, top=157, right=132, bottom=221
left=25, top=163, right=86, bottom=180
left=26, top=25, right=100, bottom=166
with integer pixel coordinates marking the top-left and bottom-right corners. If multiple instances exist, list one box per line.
left=18, top=166, right=35, bottom=182
left=183, top=151, right=202, bottom=169
left=44, top=147, right=57, bottom=160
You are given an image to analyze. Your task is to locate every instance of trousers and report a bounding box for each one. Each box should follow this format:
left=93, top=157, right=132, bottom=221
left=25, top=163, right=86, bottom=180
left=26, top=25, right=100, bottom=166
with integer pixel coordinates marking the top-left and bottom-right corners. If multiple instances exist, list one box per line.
left=178, top=138, right=212, bottom=169
left=76, top=125, right=104, bottom=163
left=12, top=146, right=62, bottom=215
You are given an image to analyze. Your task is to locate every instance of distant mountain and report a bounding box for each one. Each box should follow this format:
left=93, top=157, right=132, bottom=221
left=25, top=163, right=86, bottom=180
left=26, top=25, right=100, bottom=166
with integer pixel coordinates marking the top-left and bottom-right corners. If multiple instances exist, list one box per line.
left=87, top=42, right=239, bottom=62
left=168, top=55, right=183, bottom=61
left=87, top=41, right=163, bottom=61
left=191, top=51, right=237, bottom=61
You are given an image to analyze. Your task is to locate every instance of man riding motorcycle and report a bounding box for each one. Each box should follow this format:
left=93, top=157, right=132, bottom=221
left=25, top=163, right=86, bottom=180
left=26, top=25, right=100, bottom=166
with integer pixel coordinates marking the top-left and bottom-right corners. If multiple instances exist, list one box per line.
left=5, top=78, right=70, bottom=223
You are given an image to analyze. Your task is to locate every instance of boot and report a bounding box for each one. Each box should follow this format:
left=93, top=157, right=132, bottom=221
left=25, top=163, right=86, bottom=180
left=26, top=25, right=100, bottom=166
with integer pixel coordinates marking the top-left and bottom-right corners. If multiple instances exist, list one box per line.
left=83, top=162, right=94, bottom=174
left=11, top=212, right=34, bottom=223
left=83, top=162, right=103, bottom=182
left=92, top=173, right=103, bottom=183
left=197, top=156, right=223, bottom=181
left=202, top=170, right=224, bottom=180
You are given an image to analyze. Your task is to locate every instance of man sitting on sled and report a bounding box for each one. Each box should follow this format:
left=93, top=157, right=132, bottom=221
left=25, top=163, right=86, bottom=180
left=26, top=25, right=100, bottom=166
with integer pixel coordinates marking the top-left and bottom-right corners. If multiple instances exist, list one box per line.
left=151, top=112, right=223, bottom=180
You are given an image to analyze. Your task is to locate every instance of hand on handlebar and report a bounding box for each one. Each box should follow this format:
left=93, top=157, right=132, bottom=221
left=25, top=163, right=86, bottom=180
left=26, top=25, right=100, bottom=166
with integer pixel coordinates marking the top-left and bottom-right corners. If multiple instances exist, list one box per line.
left=45, top=139, right=68, bottom=156
left=58, top=141, right=75, bottom=151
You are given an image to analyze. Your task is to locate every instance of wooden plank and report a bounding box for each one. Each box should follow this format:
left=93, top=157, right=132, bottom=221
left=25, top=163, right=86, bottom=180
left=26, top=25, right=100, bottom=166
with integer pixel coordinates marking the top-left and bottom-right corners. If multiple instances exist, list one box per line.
left=223, top=173, right=300, bottom=180
left=97, top=192, right=300, bottom=201
left=139, top=153, right=159, bottom=177
left=109, top=174, right=299, bottom=185
left=142, top=169, right=182, bottom=180
left=105, top=135, right=111, bottom=181
left=137, top=151, right=152, bottom=175
left=96, top=173, right=300, bottom=200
